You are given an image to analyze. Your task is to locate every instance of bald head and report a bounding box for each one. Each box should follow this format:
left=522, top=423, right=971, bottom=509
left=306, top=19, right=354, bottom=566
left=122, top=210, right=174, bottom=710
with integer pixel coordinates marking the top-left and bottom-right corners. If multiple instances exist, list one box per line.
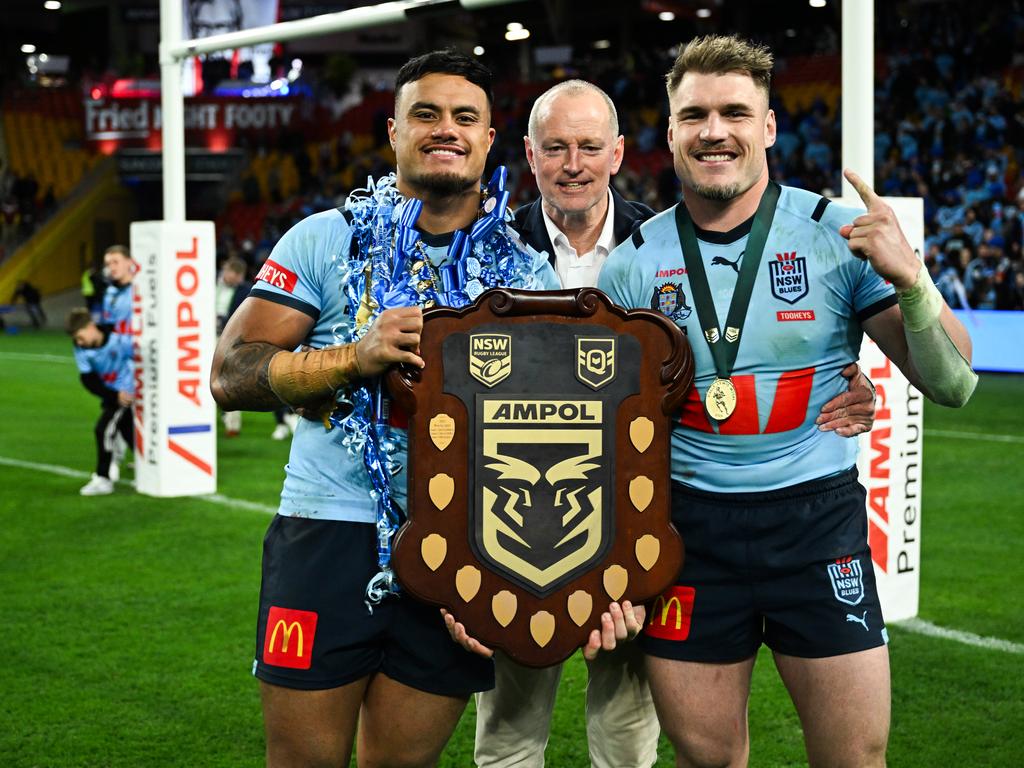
left=524, top=80, right=625, bottom=224
left=528, top=80, right=619, bottom=142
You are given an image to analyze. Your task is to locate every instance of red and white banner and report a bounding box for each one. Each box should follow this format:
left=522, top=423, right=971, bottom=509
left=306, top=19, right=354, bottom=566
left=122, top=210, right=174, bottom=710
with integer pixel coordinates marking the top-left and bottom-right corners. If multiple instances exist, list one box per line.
left=852, top=197, right=925, bottom=622
left=84, top=97, right=309, bottom=151
left=131, top=221, right=217, bottom=497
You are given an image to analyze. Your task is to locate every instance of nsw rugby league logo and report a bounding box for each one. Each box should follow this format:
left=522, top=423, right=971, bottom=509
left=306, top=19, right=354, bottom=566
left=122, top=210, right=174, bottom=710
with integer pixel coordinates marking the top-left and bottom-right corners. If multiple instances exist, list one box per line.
left=827, top=556, right=865, bottom=606
left=769, top=251, right=809, bottom=304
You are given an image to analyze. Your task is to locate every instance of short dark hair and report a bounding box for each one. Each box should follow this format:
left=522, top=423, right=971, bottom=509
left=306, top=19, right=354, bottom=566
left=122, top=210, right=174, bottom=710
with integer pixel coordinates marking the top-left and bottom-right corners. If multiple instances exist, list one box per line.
left=395, top=49, right=494, bottom=108
left=66, top=307, right=94, bottom=335
left=104, top=244, right=130, bottom=259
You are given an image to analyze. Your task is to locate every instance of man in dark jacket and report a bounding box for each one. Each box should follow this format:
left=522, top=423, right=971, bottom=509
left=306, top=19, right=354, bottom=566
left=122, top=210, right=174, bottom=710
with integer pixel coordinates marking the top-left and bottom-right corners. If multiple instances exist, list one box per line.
left=475, top=79, right=663, bottom=768
left=511, top=81, right=654, bottom=292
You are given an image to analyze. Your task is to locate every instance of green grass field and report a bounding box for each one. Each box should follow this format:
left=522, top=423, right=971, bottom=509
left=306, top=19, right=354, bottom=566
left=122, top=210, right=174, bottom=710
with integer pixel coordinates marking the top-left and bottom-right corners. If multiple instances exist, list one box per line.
left=1, top=330, right=1021, bottom=767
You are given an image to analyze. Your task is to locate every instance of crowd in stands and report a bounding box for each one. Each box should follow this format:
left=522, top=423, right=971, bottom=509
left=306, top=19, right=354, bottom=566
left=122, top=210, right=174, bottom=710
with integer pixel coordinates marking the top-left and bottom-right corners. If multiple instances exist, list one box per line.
left=0, top=166, right=55, bottom=263
left=211, top=2, right=1024, bottom=311
left=3, top=0, right=1022, bottom=311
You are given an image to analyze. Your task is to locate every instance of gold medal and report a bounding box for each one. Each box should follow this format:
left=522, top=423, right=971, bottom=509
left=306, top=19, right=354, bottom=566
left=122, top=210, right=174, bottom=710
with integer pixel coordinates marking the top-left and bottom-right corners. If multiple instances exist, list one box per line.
left=705, top=377, right=737, bottom=421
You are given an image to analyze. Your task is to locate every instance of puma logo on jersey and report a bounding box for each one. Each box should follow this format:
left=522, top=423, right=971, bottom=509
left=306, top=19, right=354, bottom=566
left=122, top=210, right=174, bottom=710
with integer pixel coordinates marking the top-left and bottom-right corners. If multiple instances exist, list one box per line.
left=846, top=611, right=869, bottom=631
left=710, top=253, right=742, bottom=273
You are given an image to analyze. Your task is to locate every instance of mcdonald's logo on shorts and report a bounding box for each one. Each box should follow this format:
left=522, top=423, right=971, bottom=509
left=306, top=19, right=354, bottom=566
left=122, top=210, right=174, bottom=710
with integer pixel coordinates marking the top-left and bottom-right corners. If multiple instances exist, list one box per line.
left=263, top=606, right=318, bottom=669
left=644, top=586, right=696, bottom=641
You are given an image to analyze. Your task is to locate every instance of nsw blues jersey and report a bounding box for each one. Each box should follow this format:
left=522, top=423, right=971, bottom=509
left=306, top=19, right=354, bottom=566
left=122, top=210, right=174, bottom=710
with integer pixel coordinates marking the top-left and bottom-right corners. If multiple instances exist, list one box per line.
left=74, top=331, right=135, bottom=394
left=102, top=282, right=133, bottom=335
left=599, top=184, right=897, bottom=492
left=252, top=207, right=560, bottom=522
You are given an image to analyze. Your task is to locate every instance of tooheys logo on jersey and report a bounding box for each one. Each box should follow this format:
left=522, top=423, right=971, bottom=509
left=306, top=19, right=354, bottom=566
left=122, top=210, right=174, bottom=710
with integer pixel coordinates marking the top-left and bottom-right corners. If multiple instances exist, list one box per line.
left=827, top=556, right=865, bottom=606
left=255, top=259, right=298, bottom=293
left=769, top=251, right=809, bottom=304
left=644, top=586, right=696, bottom=641
left=263, top=606, right=318, bottom=669
left=469, top=333, right=512, bottom=387
left=478, top=398, right=610, bottom=596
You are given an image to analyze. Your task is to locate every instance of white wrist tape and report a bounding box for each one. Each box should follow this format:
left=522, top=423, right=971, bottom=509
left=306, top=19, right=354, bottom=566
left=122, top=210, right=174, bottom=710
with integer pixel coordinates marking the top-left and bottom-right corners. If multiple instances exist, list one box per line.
left=897, top=263, right=977, bottom=407
left=896, top=263, right=943, bottom=333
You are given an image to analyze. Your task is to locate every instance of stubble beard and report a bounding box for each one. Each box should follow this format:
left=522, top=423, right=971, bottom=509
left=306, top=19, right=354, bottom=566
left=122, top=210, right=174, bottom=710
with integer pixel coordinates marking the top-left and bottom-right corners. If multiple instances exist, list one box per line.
left=690, top=180, right=743, bottom=201
left=408, top=170, right=479, bottom=198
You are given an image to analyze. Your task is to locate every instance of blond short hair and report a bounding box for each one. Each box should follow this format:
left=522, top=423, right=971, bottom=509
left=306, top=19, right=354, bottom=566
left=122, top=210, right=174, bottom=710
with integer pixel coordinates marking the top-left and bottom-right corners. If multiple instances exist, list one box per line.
left=666, top=35, right=773, bottom=99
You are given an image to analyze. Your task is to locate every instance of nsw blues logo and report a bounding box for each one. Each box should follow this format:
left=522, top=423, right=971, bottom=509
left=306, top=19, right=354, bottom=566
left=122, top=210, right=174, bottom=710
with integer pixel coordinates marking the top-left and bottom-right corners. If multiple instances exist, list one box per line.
left=650, top=282, right=692, bottom=322
left=769, top=251, right=808, bottom=304
left=827, top=556, right=864, bottom=606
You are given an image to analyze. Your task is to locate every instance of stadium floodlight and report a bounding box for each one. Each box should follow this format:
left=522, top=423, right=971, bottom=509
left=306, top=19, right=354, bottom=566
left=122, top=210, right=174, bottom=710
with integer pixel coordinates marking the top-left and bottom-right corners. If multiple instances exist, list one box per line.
left=658, top=11, right=675, bottom=21
left=44, top=0, right=61, bottom=9
left=505, top=27, right=530, bottom=41
left=696, top=8, right=711, bottom=18
left=506, top=22, right=523, bottom=31
left=809, top=0, right=827, bottom=7
left=21, top=43, right=36, bottom=53
left=473, top=45, right=485, bottom=55
left=592, top=39, right=611, bottom=49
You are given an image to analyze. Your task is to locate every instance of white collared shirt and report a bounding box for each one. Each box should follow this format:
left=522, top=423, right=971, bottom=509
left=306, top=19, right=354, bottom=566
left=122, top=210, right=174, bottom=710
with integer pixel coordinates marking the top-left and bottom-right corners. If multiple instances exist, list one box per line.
left=541, top=190, right=617, bottom=289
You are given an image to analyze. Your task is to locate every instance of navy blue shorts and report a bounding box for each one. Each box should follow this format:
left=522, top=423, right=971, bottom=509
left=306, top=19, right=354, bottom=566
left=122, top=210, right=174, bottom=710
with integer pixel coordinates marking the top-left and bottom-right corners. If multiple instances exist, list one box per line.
left=254, top=515, right=495, bottom=695
left=642, top=468, right=888, bottom=662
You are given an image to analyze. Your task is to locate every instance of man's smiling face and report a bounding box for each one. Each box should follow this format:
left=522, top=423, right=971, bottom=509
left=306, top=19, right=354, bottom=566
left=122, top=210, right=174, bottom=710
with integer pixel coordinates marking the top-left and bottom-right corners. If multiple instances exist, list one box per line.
left=389, top=73, right=494, bottom=198
left=667, top=70, right=776, bottom=203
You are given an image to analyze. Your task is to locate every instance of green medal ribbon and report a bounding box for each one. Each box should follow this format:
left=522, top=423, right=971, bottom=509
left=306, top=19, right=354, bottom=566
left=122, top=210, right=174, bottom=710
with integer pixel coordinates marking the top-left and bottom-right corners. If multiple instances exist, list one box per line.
left=674, top=181, right=780, bottom=419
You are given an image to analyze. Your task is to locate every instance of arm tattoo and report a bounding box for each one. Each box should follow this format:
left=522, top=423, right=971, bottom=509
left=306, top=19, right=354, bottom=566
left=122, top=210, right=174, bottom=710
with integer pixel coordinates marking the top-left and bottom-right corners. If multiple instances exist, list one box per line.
left=215, top=340, right=283, bottom=410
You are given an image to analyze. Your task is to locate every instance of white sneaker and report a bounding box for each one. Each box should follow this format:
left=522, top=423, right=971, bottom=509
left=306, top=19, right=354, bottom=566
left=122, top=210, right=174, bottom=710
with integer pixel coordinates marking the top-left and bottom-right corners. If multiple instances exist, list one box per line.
left=223, top=411, right=242, bottom=435
left=271, top=423, right=291, bottom=441
left=109, top=462, right=120, bottom=482
left=283, top=412, right=299, bottom=434
left=80, top=474, right=114, bottom=496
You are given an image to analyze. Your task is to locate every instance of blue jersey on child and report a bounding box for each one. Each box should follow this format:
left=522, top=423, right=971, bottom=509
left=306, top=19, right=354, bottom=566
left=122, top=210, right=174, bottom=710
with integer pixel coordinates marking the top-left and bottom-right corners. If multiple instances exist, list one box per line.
left=252, top=207, right=559, bottom=522
left=599, top=184, right=897, bottom=492
left=74, top=330, right=135, bottom=394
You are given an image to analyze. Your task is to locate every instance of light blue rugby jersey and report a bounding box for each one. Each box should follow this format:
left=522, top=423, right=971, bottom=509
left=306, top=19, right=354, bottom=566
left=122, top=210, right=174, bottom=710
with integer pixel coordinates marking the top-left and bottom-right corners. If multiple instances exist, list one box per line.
left=251, top=206, right=560, bottom=522
left=102, top=282, right=133, bottom=335
left=599, top=183, right=897, bottom=492
left=74, top=331, right=135, bottom=393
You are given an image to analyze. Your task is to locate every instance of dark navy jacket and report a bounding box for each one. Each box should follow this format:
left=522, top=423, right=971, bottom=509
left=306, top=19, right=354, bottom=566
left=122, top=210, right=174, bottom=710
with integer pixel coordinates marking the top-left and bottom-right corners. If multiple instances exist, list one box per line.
left=510, top=186, right=656, bottom=273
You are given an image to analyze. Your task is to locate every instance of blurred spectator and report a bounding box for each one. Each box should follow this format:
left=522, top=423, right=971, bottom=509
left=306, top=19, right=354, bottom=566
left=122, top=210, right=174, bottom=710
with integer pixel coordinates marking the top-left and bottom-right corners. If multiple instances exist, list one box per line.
left=12, top=280, right=46, bottom=328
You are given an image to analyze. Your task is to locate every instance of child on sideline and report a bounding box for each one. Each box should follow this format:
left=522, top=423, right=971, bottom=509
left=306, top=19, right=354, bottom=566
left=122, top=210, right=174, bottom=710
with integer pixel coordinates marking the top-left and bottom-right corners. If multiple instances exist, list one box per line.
left=66, top=308, right=134, bottom=495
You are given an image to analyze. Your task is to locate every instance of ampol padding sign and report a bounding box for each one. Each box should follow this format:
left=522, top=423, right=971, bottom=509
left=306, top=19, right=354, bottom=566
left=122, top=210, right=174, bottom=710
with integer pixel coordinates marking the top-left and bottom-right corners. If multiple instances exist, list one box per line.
left=130, top=221, right=217, bottom=497
left=848, top=197, right=925, bottom=623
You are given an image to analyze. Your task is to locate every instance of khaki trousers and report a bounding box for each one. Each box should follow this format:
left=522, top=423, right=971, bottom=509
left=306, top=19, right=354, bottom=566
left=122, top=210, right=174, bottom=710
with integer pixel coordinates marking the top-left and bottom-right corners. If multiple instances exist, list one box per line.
left=474, top=642, right=659, bottom=767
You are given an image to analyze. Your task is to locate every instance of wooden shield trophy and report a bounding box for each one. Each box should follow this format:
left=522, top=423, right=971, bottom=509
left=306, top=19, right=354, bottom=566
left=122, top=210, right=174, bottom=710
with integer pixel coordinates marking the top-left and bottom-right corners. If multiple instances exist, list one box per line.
left=387, top=288, right=693, bottom=666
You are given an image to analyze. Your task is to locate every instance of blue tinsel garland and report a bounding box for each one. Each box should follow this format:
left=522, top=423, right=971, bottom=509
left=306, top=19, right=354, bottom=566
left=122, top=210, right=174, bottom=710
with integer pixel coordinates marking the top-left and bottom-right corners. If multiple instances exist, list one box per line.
left=328, top=168, right=541, bottom=610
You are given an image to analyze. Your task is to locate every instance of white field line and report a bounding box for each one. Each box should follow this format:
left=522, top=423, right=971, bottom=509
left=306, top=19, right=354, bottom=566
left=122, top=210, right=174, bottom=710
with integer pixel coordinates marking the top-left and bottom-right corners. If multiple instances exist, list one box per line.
left=0, top=351, right=74, bottom=363
left=925, top=429, right=1024, bottom=444
left=4, top=456, right=1023, bottom=654
left=0, top=455, right=277, bottom=515
left=895, top=617, right=1024, bottom=654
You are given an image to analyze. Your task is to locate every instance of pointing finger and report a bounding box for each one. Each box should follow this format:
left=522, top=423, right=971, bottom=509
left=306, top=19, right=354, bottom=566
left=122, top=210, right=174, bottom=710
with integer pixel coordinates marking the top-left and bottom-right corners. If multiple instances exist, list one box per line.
left=844, top=169, right=882, bottom=210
